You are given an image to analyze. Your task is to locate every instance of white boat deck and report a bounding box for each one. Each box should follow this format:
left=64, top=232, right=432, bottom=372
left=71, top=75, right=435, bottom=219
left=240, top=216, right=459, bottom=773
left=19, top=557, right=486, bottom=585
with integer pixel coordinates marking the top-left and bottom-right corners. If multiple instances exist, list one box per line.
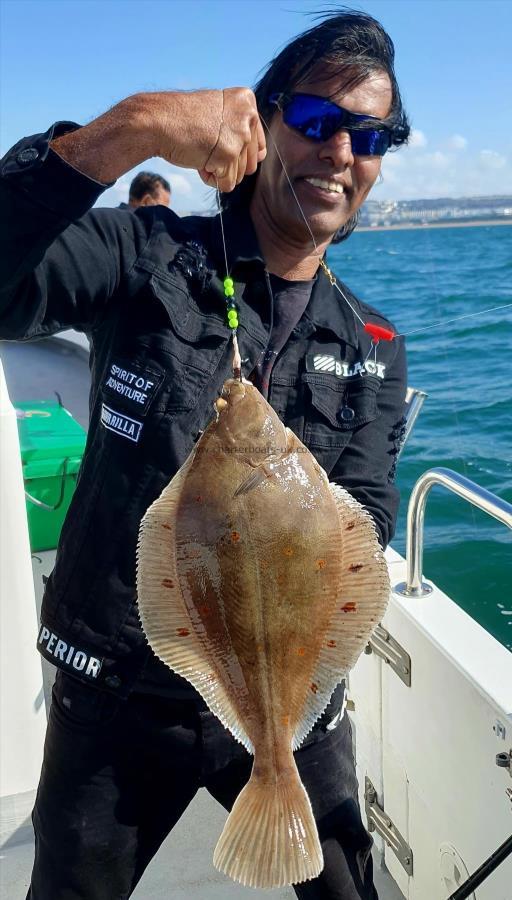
left=0, top=790, right=402, bottom=900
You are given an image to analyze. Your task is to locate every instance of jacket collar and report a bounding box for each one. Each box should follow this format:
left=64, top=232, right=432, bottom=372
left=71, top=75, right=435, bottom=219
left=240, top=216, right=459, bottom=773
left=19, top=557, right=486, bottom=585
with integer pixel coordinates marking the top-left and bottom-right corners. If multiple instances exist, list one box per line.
left=209, top=204, right=359, bottom=349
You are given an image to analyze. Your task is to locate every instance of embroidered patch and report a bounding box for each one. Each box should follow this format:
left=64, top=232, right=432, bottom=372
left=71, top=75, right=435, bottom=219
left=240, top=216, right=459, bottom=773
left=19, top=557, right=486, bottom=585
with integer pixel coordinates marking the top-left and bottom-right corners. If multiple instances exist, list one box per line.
left=101, top=403, right=143, bottom=443
left=103, top=360, right=163, bottom=415
left=306, top=353, right=386, bottom=379
left=37, top=625, right=103, bottom=679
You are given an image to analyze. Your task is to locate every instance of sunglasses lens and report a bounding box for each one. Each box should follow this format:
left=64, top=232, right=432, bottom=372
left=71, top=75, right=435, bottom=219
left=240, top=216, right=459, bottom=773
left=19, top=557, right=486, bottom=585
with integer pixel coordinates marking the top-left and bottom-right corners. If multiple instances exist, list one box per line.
left=282, top=94, right=390, bottom=156
left=284, top=95, right=342, bottom=142
left=350, top=130, right=390, bottom=156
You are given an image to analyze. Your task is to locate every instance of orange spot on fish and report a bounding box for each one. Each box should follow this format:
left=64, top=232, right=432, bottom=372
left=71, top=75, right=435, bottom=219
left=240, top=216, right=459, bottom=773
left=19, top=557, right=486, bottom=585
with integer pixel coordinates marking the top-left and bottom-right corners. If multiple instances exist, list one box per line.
left=282, top=715, right=290, bottom=726
left=349, top=563, right=364, bottom=572
left=176, top=628, right=190, bottom=637
left=161, top=578, right=174, bottom=588
left=276, top=574, right=285, bottom=585
left=316, top=559, right=326, bottom=570
left=195, top=495, right=202, bottom=502
left=341, top=602, right=357, bottom=613
left=231, top=531, right=241, bottom=543
left=161, top=522, right=172, bottom=531
left=297, top=647, right=306, bottom=656
left=282, top=546, right=294, bottom=557
left=199, top=605, right=210, bottom=616
left=311, top=683, right=318, bottom=694
left=326, top=639, right=337, bottom=648
left=346, top=522, right=356, bottom=531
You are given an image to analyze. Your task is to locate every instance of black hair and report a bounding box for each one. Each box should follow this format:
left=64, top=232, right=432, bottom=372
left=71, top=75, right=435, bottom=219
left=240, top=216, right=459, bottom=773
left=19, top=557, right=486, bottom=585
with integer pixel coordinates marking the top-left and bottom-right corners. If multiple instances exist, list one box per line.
left=222, top=8, right=410, bottom=243
left=129, top=171, right=171, bottom=201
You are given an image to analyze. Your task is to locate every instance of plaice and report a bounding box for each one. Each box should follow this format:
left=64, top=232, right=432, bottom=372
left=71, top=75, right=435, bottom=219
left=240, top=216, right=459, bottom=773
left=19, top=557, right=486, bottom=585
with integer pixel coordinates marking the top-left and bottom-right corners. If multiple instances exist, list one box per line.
left=136, top=377, right=390, bottom=888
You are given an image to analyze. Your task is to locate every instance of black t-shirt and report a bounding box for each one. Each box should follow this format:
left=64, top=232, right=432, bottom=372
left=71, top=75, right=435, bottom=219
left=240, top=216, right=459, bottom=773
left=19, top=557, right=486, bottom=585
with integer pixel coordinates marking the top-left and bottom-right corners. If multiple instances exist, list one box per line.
left=250, top=273, right=315, bottom=398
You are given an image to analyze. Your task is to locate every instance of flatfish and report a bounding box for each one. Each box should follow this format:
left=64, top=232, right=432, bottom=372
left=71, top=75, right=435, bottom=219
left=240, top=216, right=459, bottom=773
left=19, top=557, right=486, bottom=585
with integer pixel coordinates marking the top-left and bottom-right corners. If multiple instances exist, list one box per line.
left=136, top=377, right=390, bottom=888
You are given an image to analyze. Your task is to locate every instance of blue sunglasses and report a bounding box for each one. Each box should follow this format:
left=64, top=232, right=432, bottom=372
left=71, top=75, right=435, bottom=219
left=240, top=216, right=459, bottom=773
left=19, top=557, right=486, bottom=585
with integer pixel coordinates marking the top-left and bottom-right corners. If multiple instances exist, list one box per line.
left=269, top=92, right=391, bottom=157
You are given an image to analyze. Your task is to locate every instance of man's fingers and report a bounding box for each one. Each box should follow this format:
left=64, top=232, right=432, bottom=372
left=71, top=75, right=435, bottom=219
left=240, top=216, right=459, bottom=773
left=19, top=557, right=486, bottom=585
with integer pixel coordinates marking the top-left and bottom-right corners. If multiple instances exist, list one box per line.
left=245, top=122, right=261, bottom=176
left=198, top=168, right=217, bottom=187
left=256, top=119, right=267, bottom=161
left=197, top=89, right=266, bottom=192
left=236, top=145, right=248, bottom=185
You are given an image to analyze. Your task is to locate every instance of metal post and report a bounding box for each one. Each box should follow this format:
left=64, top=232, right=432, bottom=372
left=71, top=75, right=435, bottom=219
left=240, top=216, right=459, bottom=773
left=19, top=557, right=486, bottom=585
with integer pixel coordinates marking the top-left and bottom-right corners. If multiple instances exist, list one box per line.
left=397, top=387, right=427, bottom=459
left=394, top=467, right=512, bottom=598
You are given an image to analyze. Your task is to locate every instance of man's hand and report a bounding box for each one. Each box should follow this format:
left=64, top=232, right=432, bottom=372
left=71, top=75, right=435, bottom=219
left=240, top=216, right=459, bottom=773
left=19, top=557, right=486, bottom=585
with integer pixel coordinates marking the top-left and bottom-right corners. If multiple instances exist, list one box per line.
left=50, top=89, right=266, bottom=192
left=150, top=88, right=266, bottom=192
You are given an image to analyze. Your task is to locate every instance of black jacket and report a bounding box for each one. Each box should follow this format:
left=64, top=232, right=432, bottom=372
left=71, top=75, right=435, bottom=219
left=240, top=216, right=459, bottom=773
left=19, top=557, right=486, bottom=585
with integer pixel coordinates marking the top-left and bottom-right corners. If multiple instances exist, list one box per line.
left=0, top=122, right=407, bottom=699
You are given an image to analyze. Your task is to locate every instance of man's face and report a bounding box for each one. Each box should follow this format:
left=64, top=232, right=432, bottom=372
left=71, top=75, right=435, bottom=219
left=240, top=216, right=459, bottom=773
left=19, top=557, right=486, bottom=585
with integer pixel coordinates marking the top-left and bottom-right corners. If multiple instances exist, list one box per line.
left=133, top=186, right=171, bottom=208
left=252, top=69, right=392, bottom=244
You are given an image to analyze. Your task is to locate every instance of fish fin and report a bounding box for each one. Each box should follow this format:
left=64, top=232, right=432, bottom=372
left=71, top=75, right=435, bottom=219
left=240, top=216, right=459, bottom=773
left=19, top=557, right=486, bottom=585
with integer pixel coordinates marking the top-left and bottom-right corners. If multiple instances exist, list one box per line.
left=213, top=757, right=323, bottom=888
left=233, top=466, right=272, bottom=497
left=292, top=481, right=390, bottom=751
left=136, top=460, right=253, bottom=754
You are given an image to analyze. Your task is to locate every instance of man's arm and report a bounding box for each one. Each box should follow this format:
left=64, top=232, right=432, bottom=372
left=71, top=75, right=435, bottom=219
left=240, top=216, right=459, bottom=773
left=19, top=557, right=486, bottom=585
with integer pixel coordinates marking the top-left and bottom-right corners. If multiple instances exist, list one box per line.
left=0, top=90, right=265, bottom=340
left=329, top=337, right=408, bottom=549
left=48, top=89, right=265, bottom=190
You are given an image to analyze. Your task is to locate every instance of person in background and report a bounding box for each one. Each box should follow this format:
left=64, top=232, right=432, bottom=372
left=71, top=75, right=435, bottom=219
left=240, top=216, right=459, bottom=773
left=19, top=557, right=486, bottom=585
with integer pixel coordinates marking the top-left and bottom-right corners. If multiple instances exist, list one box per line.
left=0, top=9, right=410, bottom=900
left=118, top=170, right=171, bottom=209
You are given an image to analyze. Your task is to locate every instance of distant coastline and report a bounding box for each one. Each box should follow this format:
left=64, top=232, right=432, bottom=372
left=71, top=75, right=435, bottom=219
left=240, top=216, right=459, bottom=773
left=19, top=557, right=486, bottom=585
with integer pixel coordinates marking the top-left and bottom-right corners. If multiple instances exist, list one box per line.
left=357, top=219, right=512, bottom=233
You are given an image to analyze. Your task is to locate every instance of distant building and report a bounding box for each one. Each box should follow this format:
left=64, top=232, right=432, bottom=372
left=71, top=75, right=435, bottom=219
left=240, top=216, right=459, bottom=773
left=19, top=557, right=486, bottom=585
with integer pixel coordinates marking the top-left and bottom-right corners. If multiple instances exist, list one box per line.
left=359, top=195, right=512, bottom=227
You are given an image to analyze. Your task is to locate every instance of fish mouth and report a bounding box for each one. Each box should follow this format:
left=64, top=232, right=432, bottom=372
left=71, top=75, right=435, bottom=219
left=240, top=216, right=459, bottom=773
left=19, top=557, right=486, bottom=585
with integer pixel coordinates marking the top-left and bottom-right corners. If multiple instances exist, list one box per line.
left=220, top=378, right=252, bottom=400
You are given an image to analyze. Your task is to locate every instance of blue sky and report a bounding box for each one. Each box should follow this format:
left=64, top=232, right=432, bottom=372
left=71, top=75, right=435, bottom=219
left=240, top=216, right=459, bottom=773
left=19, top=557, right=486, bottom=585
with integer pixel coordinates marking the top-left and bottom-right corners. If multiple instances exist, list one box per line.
left=1, top=0, right=511, bottom=212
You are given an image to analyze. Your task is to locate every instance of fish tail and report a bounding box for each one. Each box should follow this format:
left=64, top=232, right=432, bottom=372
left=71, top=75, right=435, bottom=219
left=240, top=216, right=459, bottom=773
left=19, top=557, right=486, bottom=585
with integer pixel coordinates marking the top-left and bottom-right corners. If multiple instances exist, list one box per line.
left=213, top=760, right=323, bottom=888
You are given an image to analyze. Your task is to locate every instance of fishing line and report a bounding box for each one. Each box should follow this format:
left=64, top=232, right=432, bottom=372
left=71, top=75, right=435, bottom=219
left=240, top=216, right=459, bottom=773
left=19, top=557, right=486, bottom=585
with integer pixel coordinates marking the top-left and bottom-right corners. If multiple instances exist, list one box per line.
left=216, top=183, right=230, bottom=280
left=215, top=177, right=242, bottom=378
left=396, top=304, right=512, bottom=338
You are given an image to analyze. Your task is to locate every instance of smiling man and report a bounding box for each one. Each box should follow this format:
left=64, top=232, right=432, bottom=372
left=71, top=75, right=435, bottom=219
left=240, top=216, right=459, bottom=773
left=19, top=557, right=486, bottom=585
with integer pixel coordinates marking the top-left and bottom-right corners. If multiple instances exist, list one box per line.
left=0, top=10, right=410, bottom=900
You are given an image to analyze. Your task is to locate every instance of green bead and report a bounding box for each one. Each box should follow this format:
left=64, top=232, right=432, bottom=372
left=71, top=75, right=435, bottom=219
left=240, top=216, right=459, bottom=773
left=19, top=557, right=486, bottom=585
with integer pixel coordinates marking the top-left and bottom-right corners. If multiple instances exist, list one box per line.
left=223, top=277, right=234, bottom=289
left=227, top=311, right=238, bottom=323
left=224, top=285, right=235, bottom=297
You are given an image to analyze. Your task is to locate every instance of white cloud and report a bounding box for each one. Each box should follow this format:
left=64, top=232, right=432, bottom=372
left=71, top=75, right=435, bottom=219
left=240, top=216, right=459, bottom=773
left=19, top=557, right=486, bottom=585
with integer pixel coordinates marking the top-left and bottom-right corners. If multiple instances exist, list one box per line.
left=374, top=134, right=511, bottom=200
left=479, top=150, right=507, bottom=170
left=425, top=151, right=451, bottom=169
left=167, top=173, right=192, bottom=196
left=446, top=134, right=468, bottom=151
left=408, top=129, right=427, bottom=148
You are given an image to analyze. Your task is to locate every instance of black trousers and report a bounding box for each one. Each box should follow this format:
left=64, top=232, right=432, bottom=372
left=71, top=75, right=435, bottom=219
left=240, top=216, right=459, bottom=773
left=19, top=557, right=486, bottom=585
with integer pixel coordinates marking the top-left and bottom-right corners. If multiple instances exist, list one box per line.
left=28, top=671, right=377, bottom=900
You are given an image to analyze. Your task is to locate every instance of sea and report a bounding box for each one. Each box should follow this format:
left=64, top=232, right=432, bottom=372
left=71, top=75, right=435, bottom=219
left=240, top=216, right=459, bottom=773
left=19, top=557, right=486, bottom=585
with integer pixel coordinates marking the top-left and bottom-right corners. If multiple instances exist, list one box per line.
left=328, top=223, right=512, bottom=651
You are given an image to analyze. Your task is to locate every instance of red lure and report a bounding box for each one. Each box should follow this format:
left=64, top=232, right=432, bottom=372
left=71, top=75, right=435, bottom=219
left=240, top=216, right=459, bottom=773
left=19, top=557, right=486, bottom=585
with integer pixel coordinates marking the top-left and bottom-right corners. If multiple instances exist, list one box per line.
left=364, top=323, right=395, bottom=343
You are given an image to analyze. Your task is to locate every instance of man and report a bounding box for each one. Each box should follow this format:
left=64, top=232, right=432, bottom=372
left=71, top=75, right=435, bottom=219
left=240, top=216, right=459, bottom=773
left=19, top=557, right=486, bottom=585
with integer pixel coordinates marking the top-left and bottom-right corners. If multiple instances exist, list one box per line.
left=118, top=169, right=171, bottom=209
left=0, top=10, right=409, bottom=899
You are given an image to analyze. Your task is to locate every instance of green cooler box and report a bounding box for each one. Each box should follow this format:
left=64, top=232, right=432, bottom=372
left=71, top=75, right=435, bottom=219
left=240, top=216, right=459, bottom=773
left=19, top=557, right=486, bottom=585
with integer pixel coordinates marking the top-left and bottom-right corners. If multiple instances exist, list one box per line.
left=16, top=400, right=87, bottom=552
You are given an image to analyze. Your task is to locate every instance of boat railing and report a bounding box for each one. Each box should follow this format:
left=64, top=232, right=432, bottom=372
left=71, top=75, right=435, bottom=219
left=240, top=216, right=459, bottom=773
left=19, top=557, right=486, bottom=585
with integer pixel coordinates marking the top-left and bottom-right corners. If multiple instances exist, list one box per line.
left=394, top=466, right=512, bottom=597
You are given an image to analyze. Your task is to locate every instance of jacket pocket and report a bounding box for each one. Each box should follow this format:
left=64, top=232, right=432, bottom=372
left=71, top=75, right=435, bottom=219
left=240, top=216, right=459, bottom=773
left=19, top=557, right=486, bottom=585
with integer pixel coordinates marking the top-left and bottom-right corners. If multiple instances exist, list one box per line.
left=147, top=275, right=230, bottom=413
left=302, top=373, right=380, bottom=450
